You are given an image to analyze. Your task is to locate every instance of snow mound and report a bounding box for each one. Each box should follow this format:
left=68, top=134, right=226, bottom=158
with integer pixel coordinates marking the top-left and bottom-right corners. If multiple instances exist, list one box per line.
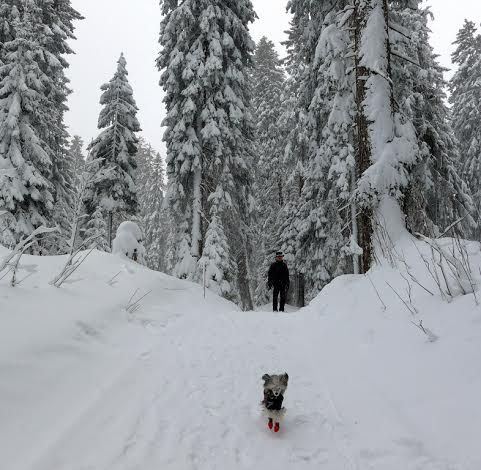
left=112, top=221, right=145, bottom=262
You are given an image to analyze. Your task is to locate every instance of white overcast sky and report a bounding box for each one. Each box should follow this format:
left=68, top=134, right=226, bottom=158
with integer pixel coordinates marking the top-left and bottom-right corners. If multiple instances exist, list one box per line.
left=66, top=0, right=481, bottom=154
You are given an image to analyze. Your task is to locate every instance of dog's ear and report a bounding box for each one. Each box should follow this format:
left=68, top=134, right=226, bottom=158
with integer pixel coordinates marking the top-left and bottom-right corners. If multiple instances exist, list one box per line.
left=262, top=374, right=271, bottom=384
left=281, top=373, right=289, bottom=385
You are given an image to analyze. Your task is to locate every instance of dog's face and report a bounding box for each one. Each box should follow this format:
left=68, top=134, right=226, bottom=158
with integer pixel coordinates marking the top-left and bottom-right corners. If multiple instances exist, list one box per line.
left=262, top=373, right=288, bottom=397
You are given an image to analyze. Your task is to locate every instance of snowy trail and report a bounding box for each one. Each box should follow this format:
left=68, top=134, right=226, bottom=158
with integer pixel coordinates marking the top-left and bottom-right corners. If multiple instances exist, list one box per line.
left=5, top=300, right=475, bottom=470
left=26, top=307, right=359, bottom=470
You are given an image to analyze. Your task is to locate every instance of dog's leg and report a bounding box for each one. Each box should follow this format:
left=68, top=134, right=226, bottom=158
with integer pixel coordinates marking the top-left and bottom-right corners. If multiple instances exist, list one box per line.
left=268, top=417, right=273, bottom=430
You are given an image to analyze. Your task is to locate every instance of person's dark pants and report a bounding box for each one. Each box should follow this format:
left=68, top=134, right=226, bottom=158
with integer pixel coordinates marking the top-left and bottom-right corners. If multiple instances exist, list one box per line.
left=273, top=285, right=287, bottom=312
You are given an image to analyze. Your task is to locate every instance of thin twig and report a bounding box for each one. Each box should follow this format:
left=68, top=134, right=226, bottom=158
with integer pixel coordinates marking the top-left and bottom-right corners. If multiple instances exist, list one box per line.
left=366, top=273, right=386, bottom=310
left=108, top=271, right=121, bottom=286
left=126, top=290, right=152, bottom=314
left=401, top=271, right=434, bottom=296
left=15, top=272, right=34, bottom=286
left=386, top=281, right=417, bottom=316
left=127, top=288, right=140, bottom=307
left=437, top=215, right=468, bottom=239
left=410, top=320, right=438, bottom=343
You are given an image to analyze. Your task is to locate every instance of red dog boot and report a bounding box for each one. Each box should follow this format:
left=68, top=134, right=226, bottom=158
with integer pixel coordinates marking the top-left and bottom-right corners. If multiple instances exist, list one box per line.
left=274, top=422, right=280, bottom=433
left=268, top=418, right=273, bottom=430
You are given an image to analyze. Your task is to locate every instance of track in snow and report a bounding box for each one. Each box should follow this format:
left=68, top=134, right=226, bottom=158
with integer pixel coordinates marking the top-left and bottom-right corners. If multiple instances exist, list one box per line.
left=8, top=300, right=470, bottom=470
left=29, top=307, right=358, bottom=470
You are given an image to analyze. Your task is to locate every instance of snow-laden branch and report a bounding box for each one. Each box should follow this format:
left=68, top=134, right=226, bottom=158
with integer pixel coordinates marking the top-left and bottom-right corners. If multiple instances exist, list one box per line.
left=0, top=226, right=58, bottom=287
left=0, top=226, right=58, bottom=273
left=388, top=21, right=412, bottom=40
left=391, top=50, right=421, bottom=68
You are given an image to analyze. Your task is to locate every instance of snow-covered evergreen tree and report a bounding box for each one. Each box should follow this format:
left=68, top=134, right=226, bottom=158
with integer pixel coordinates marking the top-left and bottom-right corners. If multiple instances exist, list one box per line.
left=296, top=5, right=357, bottom=297
left=145, top=154, right=168, bottom=271
left=0, top=1, right=16, bottom=48
left=280, top=0, right=470, bottom=299
left=199, top=208, right=237, bottom=300
left=51, top=135, right=88, bottom=254
left=250, top=37, right=290, bottom=304
left=157, top=0, right=257, bottom=307
left=83, top=206, right=110, bottom=252
left=351, top=0, right=418, bottom=271
left=136, top=139, right=168, bottom=272
left=85, top=54, right=141, bottom=249
left=0, top=4, right=55, bottom=249
left=388, top=4, right=475, bottom=239
left=449, top=20, right=481, bottom=234
left=268, top=6, right=315, bottom=301
left=0, top=0, right=82, bottom=253
left=68, top=135, right=85, bottom=191
left=277, top=1, right=356, bottom=300
left=251, top=37, right=286, bottom=212
left=42, top=0, right=83, bottom=254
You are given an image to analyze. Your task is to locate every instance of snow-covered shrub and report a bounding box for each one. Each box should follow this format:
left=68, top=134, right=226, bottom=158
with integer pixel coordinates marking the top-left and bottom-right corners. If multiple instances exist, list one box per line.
left=112, top=221, right=145, bottom=264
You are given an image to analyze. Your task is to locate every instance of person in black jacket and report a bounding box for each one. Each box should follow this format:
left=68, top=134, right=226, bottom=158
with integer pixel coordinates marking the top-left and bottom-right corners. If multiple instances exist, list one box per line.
left=267, top=251, right=290, bottom=312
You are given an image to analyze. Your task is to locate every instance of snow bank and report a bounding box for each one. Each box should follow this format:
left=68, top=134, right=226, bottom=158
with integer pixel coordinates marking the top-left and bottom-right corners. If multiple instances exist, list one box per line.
left=0, top=246, right=235, bottom=470
left=304, top=231, right=481, bottom=469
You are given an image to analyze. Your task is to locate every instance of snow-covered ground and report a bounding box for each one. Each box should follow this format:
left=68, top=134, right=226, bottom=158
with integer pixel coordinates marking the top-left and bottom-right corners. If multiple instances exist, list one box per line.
left=1, top=233, right=480, bottom=470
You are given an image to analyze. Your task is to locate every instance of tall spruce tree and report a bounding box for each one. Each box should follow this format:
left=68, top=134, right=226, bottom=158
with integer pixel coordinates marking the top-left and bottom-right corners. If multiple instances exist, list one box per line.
left=250, top=37, right=289, bottom=304
left=251, top=37, right=286, bottom=212
left=68, top=135, right=86, bottom=190
left=85, top=54, right=141, bottom=249
left=296, top=5, right=357, bottom=297
left=0, top=0, right=82, bottom=252
left=145, top=154, right=168, bottom=271
left=281, top=0, right=472, bottom=300
left=352, top=0, right=418, bottom=272
left=449, top=20, right=481, bottom=235
left=136, top=139, right=168, bottom=272
left=0, top=3, right=55, bottom=249
left=157, top=0, right=257, bottom=308
left=42, top=0, right=83, bottom=252
left=388, top=4, right=475, bottom=239
left=83, top=206, right=110, bottom=252
left=273, top=7, right=316, bottom=300
left=281, top=1, right=361, bottom=299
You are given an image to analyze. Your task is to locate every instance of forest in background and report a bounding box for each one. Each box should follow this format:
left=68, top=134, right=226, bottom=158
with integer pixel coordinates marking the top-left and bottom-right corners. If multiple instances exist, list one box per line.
left=1, top=0, right=481, bottom=309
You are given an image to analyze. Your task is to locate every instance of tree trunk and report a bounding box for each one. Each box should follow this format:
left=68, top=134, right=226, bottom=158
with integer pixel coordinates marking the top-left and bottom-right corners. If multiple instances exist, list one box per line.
left=351, top=171, right=360, bottom=275
left=191, top=165, right=202, bottom=259
left=192, top=114, right=204, bottom=260
left=353, top=0, right=373, bottom=274
left=107, top=211, right=113, bottom=250
left=353, top=0, right=398, bottom=273
left=237, top=242, right=254, bottom=311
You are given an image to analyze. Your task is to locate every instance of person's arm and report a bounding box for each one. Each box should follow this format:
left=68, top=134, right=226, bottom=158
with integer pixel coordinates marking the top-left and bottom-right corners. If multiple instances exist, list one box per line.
left=267, top=264, right=273, bottom=289
left=284, top=264, right=290, bottom=289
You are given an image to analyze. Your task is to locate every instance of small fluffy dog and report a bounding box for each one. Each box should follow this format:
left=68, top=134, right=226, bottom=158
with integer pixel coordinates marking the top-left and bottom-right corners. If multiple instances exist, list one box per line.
left=261, top=373, right=288, bottom=432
